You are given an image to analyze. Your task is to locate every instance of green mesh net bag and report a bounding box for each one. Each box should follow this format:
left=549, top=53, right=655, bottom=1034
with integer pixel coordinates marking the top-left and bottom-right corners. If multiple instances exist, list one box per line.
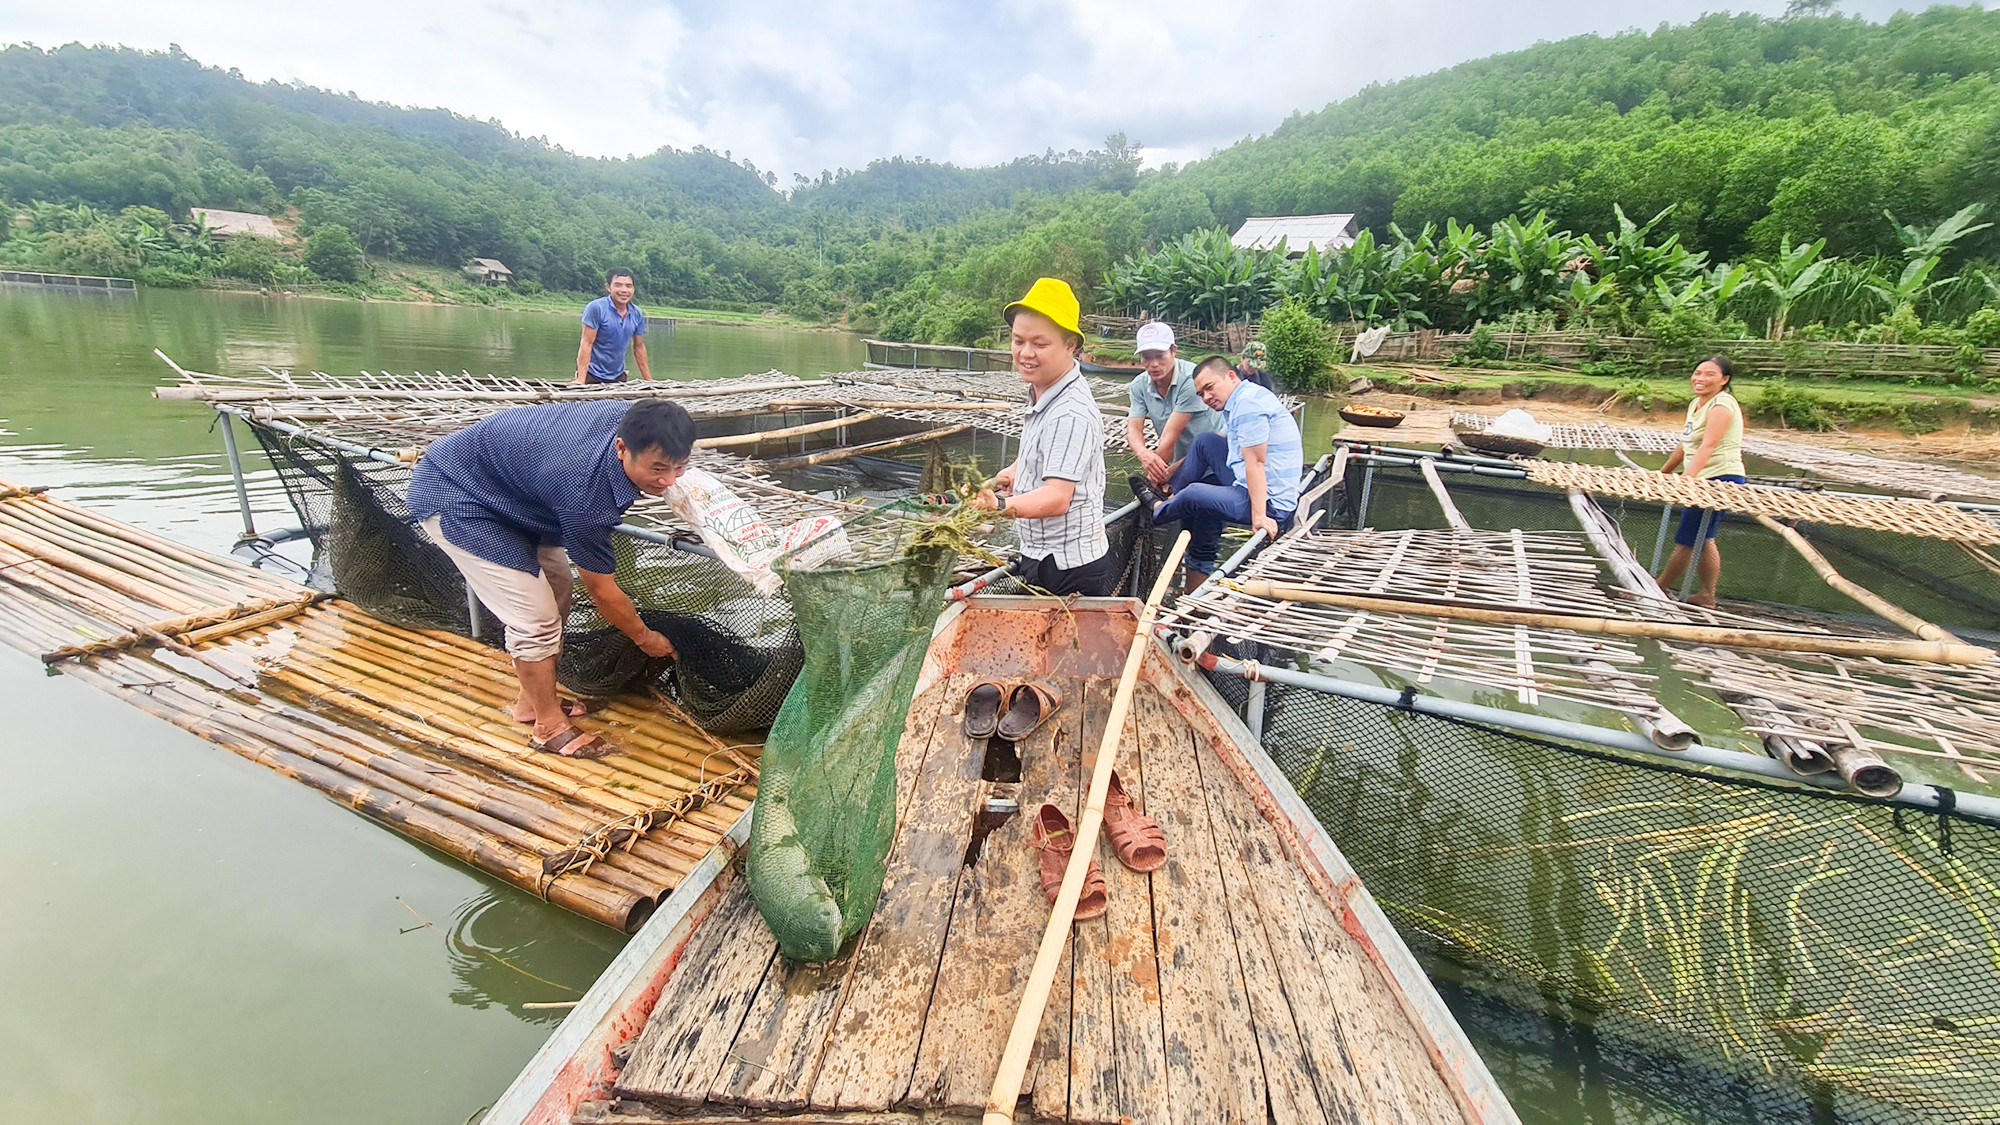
left=745, top=503, right=960, bottom=962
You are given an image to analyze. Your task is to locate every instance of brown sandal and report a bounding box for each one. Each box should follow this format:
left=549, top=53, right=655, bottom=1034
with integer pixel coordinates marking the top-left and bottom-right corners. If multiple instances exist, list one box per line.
left=998, top=680, right=1064, bottom=742
left=1030, top=804, right=1107, bottom=922
left=963, top=679, right=1010, bottom=740
left=529, top=725, right=616, bottom=759
left=1104, top=770, right=1167, bottom=872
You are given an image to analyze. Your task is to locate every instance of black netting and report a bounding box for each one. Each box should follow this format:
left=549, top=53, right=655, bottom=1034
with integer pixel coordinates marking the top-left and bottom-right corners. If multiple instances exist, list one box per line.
left=1203, top=665, right=2000, bottom=1124
left=250, top=423, right=804, bottom=733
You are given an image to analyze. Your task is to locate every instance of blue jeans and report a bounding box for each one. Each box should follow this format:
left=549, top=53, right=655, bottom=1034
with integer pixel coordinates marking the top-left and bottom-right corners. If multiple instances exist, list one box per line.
left=1673, top=473, right=1746, bottom=547
left=1153, top=432, right=1294, bottom=573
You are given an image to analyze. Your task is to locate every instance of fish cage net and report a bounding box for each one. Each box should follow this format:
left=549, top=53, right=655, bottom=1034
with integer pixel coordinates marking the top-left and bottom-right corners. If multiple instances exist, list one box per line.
left=247, top=422, right=803, bottom=733
left=1203, top=660, right=2000, bottom=1124
left=745, top=502, right=958, bottom=962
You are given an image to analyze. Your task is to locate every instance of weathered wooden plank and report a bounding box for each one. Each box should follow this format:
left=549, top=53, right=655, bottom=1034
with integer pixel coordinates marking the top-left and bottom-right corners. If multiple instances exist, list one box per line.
left=710, top=677, right=964, bottom=1110
left=1067, top=678, right=1171, bottom=1125
left=1056, top=679, right=1114, bottom=1123
left=1031, top=679, right=1116, bottom=1123
left=707, top=954, right=851, bottom=1109
left=808, top=674, right=986, bottom=1111
left=1136, top=687, right=1267, bottom=1124
left=906, top=676, right=1086, bottom=1111
left=1193, top=732, right=1330, bottom=1125
left=613, top=880, right=778, bottom=1105
left=1262, top=807, right=1465, bottom=1123
left=1202, top=765, right=1373, bottom=1125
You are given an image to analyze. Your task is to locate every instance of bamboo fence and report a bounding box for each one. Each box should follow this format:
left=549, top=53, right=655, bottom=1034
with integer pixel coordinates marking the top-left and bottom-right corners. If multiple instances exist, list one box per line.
left=0, top=479, right=755, bottom=931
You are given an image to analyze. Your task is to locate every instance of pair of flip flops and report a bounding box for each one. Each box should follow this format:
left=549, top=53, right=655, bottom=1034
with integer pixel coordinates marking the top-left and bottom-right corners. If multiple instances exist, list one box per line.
left=1029, top=771, right=1168, bottom=922
left=963, top=679, right=1063, bottom=743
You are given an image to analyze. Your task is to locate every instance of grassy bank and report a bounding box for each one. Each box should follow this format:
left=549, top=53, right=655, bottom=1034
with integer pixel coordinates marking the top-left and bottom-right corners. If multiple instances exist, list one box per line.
left=1348, top=363, right=2000, bottom=434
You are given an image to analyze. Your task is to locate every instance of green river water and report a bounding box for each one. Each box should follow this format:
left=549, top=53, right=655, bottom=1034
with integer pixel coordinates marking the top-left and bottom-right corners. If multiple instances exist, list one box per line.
left=2, top=285, right=1953, bottom=1124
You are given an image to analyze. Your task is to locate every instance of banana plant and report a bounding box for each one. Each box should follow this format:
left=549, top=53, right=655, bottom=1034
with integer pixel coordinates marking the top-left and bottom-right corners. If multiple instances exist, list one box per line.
left=1749, top=236, right=1830, bottom=340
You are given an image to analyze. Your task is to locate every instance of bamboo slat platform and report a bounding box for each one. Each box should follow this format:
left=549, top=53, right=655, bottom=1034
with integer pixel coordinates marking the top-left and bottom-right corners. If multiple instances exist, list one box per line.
left=1163, top=527, right=1667, bottom=718
left=1522, top=460, right=2000, bottom=544
left=0, top=479, right=754, bottom=932
left=1450, top=411, right=1678, bottom=453
left=584, top=654, right=1469, bottom=1123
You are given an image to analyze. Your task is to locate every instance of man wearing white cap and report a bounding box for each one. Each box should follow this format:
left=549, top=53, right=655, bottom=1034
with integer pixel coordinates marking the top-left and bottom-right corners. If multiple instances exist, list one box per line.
left=1124, top=321, right=1221, bottom=488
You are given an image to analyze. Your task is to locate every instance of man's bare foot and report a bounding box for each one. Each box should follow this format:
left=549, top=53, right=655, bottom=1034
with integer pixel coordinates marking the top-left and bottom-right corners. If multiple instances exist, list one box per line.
left=1688, top=592, right=1718, bottom=608
left=512, top=696, right=593, bottom=723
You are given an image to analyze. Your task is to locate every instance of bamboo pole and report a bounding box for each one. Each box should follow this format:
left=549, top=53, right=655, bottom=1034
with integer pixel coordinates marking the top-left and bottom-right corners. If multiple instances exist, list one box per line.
left=1230, top=580, right=1997, bottom=665
left=984, top=530, right=1190, bottom=1125
left=754, top=424, right=970, bottom=471
left=1753, top=515, right=1962, bottom=644
left=42, top=593, right=320, bottom=661
left=695, top=411, right=884, bottom=449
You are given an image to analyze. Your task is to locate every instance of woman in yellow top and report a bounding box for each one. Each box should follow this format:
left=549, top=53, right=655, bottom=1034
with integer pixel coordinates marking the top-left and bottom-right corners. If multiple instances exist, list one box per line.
left=1657, top=356, right=1745, bottom=607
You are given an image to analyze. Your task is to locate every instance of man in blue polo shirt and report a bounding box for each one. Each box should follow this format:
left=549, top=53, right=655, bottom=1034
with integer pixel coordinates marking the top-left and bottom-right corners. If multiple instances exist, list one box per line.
left=1130, top=356, right=1303, bottom=590
left=574, top=267, right=652, bottom=384
left=407, top=398, right=693, bottom=758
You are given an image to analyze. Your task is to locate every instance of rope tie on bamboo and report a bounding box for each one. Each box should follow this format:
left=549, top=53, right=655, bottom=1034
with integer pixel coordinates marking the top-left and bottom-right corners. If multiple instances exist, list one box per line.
left=537, top=756, right=757, bottom=892
left=0, top=484, right=48, bottom=501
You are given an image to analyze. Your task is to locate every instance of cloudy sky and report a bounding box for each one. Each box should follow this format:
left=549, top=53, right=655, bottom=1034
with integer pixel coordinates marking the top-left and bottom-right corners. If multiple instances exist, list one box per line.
left=7, top=0, right=1931, bottom=180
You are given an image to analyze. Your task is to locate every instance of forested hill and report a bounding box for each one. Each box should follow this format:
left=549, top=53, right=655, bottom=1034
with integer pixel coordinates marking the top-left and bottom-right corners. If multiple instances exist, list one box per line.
left=1174, top=7, right=2000, bottom=262
left=4, top=7, right=1999, bottom=335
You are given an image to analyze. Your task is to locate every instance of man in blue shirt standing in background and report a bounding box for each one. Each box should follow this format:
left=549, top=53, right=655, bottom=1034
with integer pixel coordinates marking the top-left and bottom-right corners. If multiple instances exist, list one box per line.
left=1130, top=356, right=1303, bottom=591
left=575, top=267, right=652, bottom=384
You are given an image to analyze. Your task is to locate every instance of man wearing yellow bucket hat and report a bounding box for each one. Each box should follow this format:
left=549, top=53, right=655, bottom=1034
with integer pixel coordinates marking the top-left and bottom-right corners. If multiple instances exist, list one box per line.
left=972, top=277, right=1112, bottom=597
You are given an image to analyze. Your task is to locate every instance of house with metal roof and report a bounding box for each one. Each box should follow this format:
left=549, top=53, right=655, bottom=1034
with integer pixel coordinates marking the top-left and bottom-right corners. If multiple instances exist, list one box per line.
left=1231, top=213, right=1361, bottom=256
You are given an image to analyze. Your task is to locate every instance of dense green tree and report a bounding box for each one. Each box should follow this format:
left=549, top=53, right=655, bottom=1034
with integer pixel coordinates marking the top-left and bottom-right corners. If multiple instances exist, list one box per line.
left=303, top=223, right=363, bottom=281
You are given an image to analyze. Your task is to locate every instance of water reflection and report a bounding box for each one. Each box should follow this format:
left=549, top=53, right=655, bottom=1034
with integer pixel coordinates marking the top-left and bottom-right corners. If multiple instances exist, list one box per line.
left=442, top=891, right=624, bottom=1025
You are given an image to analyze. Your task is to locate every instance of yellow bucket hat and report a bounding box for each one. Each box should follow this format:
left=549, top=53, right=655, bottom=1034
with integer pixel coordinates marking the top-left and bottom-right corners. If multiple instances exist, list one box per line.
left=1004, top=277, right=1082, bottom=337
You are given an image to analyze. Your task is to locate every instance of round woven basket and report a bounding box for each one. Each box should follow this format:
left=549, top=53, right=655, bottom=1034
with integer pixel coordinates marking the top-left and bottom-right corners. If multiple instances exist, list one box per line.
left=1455, top=430, right=1545, bottom=457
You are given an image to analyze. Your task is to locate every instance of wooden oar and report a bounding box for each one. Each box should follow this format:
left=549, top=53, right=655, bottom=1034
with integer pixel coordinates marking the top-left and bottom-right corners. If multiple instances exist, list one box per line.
left=983, top=529, right=1190, bottom=1124
left=1231, top=579, right=1995, bottom=665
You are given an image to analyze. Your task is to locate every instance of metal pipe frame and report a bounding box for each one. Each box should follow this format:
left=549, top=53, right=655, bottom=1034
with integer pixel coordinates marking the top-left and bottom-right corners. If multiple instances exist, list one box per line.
left=1196, top=651, right=2000, bottom=825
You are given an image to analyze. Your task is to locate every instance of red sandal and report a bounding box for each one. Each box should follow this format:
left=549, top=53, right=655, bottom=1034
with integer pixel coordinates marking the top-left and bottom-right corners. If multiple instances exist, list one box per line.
left=1103, top=770, right=1167, bottom=872
left=1030, top=803, right=1107, bottom=922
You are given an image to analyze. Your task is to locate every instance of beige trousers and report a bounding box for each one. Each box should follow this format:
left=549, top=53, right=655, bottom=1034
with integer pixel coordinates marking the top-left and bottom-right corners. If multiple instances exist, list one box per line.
left=419, top=516, right=573, bottom=662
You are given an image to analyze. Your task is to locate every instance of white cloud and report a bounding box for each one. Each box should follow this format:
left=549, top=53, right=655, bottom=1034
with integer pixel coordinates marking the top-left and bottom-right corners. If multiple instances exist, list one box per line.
left=1, top=0, right=1932, bottom=179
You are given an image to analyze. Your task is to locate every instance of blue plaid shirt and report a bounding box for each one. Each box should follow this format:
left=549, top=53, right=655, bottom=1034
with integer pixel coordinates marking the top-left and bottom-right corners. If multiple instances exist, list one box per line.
left=407, top=400, right=640, bottom=574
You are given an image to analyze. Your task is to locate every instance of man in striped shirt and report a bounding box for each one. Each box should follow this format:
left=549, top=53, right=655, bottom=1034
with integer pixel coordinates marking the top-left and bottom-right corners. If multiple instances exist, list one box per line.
left=973, top=278, right=1111, bottom=597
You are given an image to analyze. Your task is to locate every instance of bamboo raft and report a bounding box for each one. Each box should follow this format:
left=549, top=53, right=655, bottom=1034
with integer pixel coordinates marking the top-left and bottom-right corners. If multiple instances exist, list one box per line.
left=489, top=597, right=1513, bottom=1125
left=0, top=478, right=755, bottom=932
left=1521, top=459, right=2000, bottom=544
left=1451, top=410, right=2000, bottom=501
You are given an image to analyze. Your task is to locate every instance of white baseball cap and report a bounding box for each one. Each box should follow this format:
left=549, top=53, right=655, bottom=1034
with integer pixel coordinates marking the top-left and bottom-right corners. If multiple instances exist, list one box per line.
left=1135, top=321, right=1176, bottom=354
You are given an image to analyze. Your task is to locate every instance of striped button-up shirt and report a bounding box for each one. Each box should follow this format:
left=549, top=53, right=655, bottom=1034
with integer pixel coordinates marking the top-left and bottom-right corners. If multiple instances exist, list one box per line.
left=1014, top=365, right=1108, bottom=570
left=406, top=400, right=641, bottom=574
